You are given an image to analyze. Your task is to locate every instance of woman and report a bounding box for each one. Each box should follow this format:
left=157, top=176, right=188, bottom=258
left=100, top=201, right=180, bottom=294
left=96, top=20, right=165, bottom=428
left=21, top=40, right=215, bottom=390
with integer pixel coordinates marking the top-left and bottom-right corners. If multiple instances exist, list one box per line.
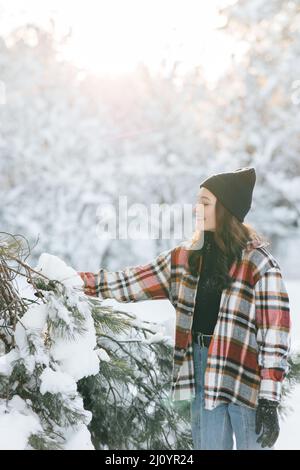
left=78, top=167, right=291, bottom=450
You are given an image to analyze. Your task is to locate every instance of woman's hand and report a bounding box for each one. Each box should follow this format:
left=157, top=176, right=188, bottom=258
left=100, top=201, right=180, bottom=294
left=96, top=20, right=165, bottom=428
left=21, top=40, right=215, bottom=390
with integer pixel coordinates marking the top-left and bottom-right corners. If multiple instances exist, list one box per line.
left=255, top=398, right=280, bottom=448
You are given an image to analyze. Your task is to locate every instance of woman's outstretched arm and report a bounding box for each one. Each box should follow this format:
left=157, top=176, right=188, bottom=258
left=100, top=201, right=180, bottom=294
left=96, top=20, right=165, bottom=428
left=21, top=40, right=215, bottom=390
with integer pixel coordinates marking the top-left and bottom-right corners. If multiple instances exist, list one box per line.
left=77, top=246, right=173, bottom=302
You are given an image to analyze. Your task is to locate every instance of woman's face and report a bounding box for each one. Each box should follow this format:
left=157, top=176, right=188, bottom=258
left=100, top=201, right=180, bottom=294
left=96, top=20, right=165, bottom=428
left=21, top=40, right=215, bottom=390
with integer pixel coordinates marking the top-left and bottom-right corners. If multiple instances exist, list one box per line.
left=194, top=187, right=217, bottom=232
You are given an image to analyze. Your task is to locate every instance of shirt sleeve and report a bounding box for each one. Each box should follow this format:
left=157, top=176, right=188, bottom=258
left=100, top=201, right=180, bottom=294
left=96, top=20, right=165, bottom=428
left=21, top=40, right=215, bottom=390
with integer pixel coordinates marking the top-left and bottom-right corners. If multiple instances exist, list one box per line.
left=77, top=246, right=173, bottom=302
left=254, top=266, right=292, bottom=403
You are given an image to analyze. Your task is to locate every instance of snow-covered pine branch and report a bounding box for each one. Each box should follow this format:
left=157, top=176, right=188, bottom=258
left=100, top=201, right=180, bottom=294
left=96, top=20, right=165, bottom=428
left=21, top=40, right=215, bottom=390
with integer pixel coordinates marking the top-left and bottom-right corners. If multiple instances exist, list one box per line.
left=0, top=234, right=192, bottom=450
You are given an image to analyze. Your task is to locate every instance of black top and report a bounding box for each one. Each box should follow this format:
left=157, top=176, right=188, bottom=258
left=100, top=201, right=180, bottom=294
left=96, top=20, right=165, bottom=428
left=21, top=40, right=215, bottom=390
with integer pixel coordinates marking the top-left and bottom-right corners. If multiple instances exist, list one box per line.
left=191, top=230, right=223, bottom=335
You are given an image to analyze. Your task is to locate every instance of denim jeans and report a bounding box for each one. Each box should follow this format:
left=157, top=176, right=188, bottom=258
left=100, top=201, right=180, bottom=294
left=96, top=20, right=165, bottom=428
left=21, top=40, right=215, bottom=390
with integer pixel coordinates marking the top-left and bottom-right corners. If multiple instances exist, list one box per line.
left=190, top=340, right=275, bottom=450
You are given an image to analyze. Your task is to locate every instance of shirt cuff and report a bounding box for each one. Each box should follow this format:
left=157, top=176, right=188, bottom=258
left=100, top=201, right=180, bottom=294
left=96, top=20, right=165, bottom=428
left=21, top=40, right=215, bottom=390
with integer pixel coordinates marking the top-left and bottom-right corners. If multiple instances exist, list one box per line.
left=258, top=378, right=282, bottom=403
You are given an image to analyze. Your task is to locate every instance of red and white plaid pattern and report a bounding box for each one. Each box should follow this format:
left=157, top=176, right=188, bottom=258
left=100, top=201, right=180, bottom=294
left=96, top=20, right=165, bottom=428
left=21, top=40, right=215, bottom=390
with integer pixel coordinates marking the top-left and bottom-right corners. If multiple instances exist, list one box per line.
left=78, top=238, right=291, bottom=410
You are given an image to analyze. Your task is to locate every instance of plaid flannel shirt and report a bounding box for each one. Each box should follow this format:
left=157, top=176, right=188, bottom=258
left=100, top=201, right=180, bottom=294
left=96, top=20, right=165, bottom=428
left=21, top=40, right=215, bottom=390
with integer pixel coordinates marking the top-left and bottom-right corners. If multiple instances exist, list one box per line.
left=78, top=238, right=291, bottom=410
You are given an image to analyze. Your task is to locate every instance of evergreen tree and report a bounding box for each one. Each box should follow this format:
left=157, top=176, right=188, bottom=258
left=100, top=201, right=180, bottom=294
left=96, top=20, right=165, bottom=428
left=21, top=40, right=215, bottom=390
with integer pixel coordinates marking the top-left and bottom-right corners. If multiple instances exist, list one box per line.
left=0, top=232, right=191, bottom=449
left=78, top=295, right=192, bottom=449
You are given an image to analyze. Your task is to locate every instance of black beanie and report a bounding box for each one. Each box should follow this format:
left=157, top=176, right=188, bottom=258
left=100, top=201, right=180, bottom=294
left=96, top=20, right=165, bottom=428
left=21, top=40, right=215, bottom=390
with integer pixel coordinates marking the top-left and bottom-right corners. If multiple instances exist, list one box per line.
left=199, top=167, right=256, bottom=222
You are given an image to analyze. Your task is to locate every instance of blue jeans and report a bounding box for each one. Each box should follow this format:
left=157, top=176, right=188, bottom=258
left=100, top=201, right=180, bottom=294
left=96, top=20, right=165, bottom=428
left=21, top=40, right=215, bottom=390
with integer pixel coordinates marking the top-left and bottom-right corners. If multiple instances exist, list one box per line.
left=190, top=341, right=274, bottom=450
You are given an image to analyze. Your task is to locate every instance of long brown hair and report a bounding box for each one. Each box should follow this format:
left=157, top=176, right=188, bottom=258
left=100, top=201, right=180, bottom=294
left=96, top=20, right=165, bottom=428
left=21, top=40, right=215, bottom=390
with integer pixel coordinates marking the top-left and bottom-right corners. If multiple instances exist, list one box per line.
left=187, top=199, right=269, bottom=291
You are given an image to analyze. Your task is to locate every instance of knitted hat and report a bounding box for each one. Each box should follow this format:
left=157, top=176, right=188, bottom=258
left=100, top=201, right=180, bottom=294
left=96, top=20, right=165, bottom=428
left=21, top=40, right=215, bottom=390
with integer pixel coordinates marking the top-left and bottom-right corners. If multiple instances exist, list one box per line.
left=199, top=167, right=256, bottom=222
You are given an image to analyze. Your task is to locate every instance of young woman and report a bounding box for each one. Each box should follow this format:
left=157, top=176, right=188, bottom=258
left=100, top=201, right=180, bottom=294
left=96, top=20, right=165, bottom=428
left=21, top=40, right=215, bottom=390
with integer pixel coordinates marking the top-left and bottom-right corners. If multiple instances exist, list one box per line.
left=78, top=167, right=291, bottom=450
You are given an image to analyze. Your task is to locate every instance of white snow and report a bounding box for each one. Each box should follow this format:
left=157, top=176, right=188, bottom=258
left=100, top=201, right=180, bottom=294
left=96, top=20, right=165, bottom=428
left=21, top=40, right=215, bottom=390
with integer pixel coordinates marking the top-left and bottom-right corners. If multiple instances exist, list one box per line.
left=14, top=303, right=48, bottom=360
left=63, top=424, right=94, bottom=450
left=34, top=253, right=84, bottom=289
left=33, top=253, right=100, bottom=381
left=0, top=349, right=19, bottom=375
left=50, top=311, right=100, bottom=381
left=14, top=303, right=50, bottom=373
left=0, top=254, right=99, bottom=450
left=143, top=330, right=167, bottom=345
left=40, top=368, right=77, bottom=395
left=96, top=348, right=111, bottom=362
left=19, top=303, right=48, bottom=331
left=0, top=397, right=42, bottom=450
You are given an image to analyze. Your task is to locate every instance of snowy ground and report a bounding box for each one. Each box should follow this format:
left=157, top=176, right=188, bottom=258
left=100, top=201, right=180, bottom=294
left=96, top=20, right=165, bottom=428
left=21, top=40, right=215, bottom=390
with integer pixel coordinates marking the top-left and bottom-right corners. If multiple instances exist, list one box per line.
left=103, top=279, right=300, bottom=451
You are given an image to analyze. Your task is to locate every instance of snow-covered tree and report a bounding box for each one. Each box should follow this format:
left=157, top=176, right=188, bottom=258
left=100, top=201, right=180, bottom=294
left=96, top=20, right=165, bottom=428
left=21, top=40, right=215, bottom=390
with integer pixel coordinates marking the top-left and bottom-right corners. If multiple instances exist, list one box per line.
left=0, top=22, right=214, bottom=273
left=0, top=233, right=192, bottom=449
left=210, top=0, right=300, bottom=240
left=0, top=233, right=99, bottom=449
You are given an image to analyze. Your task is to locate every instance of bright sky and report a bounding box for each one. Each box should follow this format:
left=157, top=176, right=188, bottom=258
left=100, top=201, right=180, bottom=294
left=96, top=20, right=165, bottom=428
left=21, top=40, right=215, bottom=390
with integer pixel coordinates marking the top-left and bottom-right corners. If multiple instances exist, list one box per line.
left=0, top=0, right=241, bottom=83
